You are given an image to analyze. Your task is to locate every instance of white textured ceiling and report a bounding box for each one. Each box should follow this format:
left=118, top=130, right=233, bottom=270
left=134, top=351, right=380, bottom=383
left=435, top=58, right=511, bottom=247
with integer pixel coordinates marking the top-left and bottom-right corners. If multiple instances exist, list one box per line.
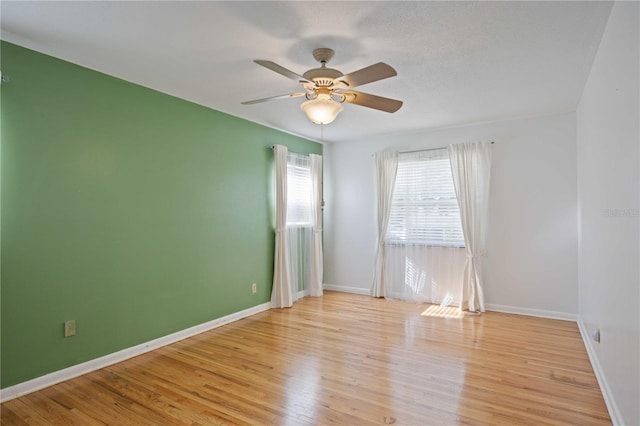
left=1, top=1, right=612, bottom=143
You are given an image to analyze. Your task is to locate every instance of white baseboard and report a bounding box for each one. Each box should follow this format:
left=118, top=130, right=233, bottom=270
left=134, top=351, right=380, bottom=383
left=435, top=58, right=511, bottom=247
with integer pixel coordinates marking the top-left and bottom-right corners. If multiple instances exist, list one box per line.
left=323, top=283, right=370, bottom=295
left=322, top=286, right=578, bottom=322
left=0, top=302, right=272, bottom=403
left=485, top=303, right=577, bottom=321
left=577, top=318, right=622, bottom=425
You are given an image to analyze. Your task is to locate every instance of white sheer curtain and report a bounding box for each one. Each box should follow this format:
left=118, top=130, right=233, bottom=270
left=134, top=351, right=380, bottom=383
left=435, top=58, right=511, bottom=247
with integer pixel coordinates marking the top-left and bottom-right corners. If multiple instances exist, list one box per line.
left=448, top=141, right=493, bottom=313
left=286, top=226, right=311, bottom=301
left=309, top=154, right=324, bottom=297
left=284, top=151, right=310, bottom=304
left=271, top=144, right=293, bottom=308
left=383, top=149, right=466, bottom=305
left=371, top=151, right=398, bottom=298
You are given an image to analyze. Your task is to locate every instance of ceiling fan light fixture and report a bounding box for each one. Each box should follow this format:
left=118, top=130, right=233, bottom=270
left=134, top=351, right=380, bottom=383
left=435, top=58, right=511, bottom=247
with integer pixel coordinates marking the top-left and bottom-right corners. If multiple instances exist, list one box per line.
left=300, top=96, right=344, bottom=124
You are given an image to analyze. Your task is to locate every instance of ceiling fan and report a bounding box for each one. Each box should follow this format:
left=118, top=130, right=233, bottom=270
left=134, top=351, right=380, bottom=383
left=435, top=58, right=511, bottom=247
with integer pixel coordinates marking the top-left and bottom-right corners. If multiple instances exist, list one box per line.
left=242, top=48, right=403, bottom=125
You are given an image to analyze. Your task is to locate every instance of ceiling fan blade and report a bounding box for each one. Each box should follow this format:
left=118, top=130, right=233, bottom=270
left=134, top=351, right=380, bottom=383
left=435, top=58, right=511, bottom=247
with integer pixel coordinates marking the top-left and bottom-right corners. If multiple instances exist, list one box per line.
left=241, top=92, right=305, bottom=105
left=335, top=63, right=397, bottom=88
left=342, top=90, right=403, bottom=113
left=254, top=60, right=309, bottom=83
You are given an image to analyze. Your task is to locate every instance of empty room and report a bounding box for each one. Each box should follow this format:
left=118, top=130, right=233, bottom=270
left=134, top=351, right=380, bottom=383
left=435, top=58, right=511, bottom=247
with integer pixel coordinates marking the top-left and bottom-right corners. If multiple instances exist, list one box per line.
left=1, top=1, right=638, bottom=425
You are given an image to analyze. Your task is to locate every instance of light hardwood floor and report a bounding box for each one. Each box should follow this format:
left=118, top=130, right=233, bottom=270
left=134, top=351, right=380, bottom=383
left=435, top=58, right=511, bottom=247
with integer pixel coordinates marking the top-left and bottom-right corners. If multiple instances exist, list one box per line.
left=1, top=291, right=610, bottom=425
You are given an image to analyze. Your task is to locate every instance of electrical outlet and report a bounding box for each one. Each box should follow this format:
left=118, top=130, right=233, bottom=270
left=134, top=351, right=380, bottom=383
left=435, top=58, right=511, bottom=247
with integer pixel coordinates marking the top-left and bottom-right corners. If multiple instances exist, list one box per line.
left=64, top=320, right=76, bottom=337
left=252, top=283, right=257, bottom=294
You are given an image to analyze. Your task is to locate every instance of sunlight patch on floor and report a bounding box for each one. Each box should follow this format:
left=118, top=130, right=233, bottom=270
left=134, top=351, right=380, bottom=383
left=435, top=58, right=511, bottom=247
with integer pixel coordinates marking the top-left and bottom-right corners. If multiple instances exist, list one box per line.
left=420, top=304, right=464, bottom=319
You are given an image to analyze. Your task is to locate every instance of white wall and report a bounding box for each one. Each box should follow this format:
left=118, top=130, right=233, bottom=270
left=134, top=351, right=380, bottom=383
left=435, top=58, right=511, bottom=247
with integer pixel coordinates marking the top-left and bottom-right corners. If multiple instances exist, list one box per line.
left=576, top=2, right=639, bottom=425
left=324, top=112, right=579, bottom=317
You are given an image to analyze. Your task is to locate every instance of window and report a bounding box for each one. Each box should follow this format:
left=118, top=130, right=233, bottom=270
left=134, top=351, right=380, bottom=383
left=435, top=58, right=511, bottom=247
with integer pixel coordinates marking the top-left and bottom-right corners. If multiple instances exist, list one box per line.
left=286, top=152, right=312, bottom=227
left=386, top=149, right=464, bottom=247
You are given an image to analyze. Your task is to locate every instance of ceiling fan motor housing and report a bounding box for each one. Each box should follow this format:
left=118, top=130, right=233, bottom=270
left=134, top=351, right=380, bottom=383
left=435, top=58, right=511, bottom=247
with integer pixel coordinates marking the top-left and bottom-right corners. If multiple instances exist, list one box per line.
left=303, top=67, right=343, bottom=86
left=303, top=48, right=344, bottom=86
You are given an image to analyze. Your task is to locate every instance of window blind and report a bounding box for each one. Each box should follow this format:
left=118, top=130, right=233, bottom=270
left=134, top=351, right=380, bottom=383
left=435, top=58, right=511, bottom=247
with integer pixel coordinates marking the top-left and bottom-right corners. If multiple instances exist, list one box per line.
left=286, top=152, right=312, bottom=227
left=386, top=149, right=465, bottom=247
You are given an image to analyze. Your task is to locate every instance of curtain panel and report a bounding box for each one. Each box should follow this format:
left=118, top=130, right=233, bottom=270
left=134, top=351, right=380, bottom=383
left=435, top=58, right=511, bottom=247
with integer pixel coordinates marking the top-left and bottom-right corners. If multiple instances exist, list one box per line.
left=371, top=151, right=399, bottom=297
left=271, top=144, right=293, bottom=308
left=448, top=141, right=493, bottom=313
left=309, top=153, right=324, bottom=297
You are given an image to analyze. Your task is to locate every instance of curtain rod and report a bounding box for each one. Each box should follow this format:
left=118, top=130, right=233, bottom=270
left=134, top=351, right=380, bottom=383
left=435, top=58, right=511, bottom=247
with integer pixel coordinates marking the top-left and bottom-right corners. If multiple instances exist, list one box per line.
left=371, top=141, right=494, bottom=157
left=268, top=145, right=311, bottom=156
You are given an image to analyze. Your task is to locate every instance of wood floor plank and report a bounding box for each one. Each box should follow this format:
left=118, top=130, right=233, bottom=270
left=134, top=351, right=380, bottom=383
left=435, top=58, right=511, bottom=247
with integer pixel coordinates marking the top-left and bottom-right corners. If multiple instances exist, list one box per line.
left=1, top=291, right=610, bottom=425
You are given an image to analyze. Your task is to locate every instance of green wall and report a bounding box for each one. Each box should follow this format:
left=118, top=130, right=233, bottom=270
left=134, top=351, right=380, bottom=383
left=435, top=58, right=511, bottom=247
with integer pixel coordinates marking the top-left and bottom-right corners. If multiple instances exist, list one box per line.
left=0, top=42, right=321, bottom=388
